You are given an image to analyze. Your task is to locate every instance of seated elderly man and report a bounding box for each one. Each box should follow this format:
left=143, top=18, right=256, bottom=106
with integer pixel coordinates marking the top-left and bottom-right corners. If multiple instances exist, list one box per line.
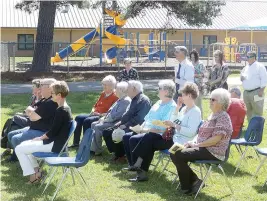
left=90, top=82, right=131, bottom=156
left=122, top=80, right=177, bottom=181
left=6, top=78, right=58, bottom=162
left=102, top=80, right=151, bottom=162
left=69, top=75, right=118, bottom=148
left=227, top=87, right=247, bottom=139
left=170, top=88, right=233, bottom=195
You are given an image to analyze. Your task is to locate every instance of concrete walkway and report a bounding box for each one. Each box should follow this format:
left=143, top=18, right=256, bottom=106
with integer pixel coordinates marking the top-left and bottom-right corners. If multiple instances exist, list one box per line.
left=1, top=77, right=242, bottom=95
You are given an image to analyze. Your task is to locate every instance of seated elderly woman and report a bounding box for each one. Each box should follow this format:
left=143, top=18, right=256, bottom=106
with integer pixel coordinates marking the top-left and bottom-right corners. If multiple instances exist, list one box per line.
left=122, top=80, right=177, bottom=181
left=69, top=75, right=118, bottom=148
left=125, top=82, right=202, bottom=182
left=15, top=81, right=72, bottom=184
left=90, top=82, right=131, bottom=156
left=170, top=88, right=233, bottom=195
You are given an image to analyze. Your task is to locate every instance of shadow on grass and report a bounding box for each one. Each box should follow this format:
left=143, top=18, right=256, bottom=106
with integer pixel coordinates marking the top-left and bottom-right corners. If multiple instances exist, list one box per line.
left=89, top=148, right=231, bottom=201
left=252, top=184, right=267, bottom=193
left=1, top=162, right=69, bottom=201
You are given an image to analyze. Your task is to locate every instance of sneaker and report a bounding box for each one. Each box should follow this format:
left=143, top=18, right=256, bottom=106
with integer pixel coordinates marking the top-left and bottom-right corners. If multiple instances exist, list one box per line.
left=121, top=166, right=140, bottom=172
left=184, top=179, right=205, bottom=195
left=128, top=169, right=148, bottom=182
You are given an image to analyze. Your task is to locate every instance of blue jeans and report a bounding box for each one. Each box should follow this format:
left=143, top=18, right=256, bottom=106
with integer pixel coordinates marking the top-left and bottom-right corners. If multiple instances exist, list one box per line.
left=7, top=127, right=46, bottom=148
left=73, top=114, right=100, bottom=145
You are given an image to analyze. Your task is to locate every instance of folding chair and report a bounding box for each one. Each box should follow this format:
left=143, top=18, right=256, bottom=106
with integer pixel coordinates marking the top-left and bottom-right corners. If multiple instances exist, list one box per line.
left=230, top=116, right=265, bottom=174
left=34, top=120, right=77, bottom=188
left=42, top=128, right=94, bottom=201
left=254, top=147, right=267, bottom=187
left=192, top=143, right=233, bottom=199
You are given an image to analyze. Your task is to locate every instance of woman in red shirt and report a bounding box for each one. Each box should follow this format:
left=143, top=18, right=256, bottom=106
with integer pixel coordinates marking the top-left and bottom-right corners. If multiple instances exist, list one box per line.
left=69, top=75, right=118, bottom=148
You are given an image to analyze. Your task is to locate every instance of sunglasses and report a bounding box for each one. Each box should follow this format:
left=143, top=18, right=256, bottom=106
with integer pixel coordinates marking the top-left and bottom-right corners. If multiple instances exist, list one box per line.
left=247, top=55, right=255, bottom=59
left=210, top=98, right=217, bottom=102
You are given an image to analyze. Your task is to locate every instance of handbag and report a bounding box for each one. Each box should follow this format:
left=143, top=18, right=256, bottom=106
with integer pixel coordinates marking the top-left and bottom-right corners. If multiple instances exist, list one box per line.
left=162, top=119, right=181, bottom=141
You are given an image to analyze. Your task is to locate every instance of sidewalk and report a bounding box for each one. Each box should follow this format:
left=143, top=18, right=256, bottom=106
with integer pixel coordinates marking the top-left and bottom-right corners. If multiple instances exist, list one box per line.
left=1, top=77, right=242, bottom=95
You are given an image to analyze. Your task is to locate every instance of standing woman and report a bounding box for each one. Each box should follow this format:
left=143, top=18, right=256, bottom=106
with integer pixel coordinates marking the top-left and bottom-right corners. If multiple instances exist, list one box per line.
left=118, top=58, right=139, bottom=82
left=207, top=50, right=230, bottom=92
left=190, top=50, right=206, bottom=117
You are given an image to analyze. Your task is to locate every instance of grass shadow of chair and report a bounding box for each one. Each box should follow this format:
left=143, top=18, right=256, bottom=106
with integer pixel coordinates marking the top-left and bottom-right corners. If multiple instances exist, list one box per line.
left=0, top=163, right=69, bottom=201
left=252, top=184, right=267, bottom=194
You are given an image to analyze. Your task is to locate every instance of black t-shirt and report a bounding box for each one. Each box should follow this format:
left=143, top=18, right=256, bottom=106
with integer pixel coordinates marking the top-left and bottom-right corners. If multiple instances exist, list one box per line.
left=43, top=105, right=72, bottom=153
left=30, top=97, right=58, bottom=131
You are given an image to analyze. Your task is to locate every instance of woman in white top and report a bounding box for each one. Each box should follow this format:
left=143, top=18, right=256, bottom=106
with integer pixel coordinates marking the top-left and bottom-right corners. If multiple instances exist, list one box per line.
left=164, top=82, right=202, bottom=145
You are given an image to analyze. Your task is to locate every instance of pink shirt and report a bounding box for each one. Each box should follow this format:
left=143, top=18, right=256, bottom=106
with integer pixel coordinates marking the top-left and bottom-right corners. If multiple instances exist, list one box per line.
left=197, top=111, right=233, bottom=160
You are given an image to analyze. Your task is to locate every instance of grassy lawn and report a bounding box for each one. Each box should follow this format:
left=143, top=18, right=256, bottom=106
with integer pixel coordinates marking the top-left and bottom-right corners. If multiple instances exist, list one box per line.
left=1, top=92, right=267, bottom=201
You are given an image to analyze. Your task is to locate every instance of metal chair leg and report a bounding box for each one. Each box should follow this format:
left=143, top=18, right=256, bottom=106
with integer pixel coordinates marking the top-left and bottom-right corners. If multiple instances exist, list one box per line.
left=253, top=146, right=261, bottom=160
left=51, top=168, right=70, bottom=201
left=42, top=167, right=58, bottom=195
left=263, top=176, right=267, bottom=187
left=254, top=156, right=267, bottom=177
left=218, top=164, right=234, bottom=194
left=194, top=165, right=212, bottom=199
left=172, top=175, right=178, bottom=185
left=159, top=157, right=171, bottom=178
left=39, top=166, right=53, bottom=188
left=199, top=164, right=204, bottom=180
left=234, top=146, right=249, bottom=174
left=151, top=153, right=164, bottom=174
left=70, top=168, right=76, bottom=185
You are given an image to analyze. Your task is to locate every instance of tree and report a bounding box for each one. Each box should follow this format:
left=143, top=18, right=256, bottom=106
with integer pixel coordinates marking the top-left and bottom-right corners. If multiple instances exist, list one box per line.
left=15, top=1, right=88, bottom=72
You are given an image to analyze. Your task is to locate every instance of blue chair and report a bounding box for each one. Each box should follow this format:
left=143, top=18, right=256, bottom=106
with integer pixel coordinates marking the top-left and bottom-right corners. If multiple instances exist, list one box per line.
left=42, top=128, right=94, bottom=201
left=37, top=120, right=77, bottom=188
left=254, top=148, right=267, bottom=187
left=33, top=120, right=77, bottom=159
left=231, top=116, right=265, bottom=174
left=192, top=142, right=233, bottom=199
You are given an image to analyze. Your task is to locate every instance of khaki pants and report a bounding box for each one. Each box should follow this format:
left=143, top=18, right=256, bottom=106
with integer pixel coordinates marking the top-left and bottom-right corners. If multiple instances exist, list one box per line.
left=243, top=88, right=264, bottom=122
left=195, top=92, right=203, bottom=119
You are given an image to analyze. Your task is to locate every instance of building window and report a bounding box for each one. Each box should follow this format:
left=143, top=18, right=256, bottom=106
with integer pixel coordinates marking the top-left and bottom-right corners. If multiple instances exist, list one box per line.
left=17, top=34, right=34, bottom=50
left=203, top=35, right=217, bottom=48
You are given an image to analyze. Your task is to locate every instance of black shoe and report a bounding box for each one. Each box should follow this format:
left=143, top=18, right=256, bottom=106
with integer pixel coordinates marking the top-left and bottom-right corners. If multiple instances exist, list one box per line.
left=128, top=170, right=149, bottom=182
left=184, top=179, right=205, bottom=195
left=122, top=166, right=140, bottom=172
left=5, top=155, right=18, bottom=163
left=68, top=144, right=79, bottom=149
left=1, top=149, right=11, bottom=158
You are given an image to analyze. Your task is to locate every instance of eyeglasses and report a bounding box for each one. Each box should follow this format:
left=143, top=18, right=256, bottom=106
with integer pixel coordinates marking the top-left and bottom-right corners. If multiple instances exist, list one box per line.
left=210, top=98, right=217, bottom=102
left=158, top=87, right=163, bottom=91
left=247, top=55, right=255, bottom=59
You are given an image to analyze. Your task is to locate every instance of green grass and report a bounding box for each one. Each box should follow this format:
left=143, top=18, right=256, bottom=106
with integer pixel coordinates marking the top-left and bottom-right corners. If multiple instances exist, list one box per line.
left=1, top=92, right=267, bottom=201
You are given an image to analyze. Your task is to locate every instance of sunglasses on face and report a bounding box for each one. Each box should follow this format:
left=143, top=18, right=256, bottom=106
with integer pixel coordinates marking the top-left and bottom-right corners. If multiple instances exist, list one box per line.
left=247, top=55, right=255, bottom=59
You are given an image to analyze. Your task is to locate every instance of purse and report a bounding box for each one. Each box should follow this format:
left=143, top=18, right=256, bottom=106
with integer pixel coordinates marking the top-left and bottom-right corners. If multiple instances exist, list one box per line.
left=162, top=119, right=181, bottom=141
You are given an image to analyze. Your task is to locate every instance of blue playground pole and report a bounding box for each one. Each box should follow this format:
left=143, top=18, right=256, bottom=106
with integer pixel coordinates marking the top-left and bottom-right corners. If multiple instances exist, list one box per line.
left=124, top=32, right=128, bottom=54
left=137, top=32, right=140, bottom=63
left=149, top=32, right=153, bottom=61
left=184, top=32, right=187, bottom=47
left=189, top=32, right=192, bottom=52
left=160, top=32, right=166, bottom=61
left=100, top=23, right=103, bottom=66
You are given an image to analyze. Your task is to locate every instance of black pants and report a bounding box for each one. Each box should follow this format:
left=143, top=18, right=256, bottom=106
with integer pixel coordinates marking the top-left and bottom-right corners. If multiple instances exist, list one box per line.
left=102, top=128, right=126, bottom=157
left=170, top=147, right=219, bottom=191
left=132, top=132, right=174, bottom=172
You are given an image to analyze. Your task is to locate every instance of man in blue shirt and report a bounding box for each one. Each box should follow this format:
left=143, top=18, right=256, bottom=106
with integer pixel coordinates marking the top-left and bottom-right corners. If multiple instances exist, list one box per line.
left=103, top=81, right=151, bottom=162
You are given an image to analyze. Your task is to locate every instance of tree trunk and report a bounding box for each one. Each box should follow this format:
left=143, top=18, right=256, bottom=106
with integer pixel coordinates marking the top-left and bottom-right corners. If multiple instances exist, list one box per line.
left=31, top=1, right=57, bottom=72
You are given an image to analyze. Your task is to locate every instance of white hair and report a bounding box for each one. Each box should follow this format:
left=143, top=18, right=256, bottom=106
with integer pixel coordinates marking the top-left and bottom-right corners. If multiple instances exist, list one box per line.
left=128, top=80, right=143, bottom=93
left=211, top=88, right=231, bottom=111
left=174, top=46, right=188, bottom=56
left=41, top=78, right=57, bottom=85
left=158, top=79, right=176, bottom=98
left=102, top=75, right=117, bottom=89
left=230, top=86, right=241, bottom=98
left=116, top=81, right=128, bottom=95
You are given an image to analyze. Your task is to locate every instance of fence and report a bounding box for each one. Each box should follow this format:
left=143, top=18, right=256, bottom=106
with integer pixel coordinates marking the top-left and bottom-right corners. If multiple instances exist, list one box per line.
left=1, top=42, right=267, bottom=72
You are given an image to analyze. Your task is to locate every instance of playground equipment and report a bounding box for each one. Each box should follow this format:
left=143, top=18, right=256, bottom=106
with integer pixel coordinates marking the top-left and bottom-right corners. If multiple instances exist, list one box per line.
left=51, top=9, right=127, bottom=64
left=238, top=43, right=258, bottom=60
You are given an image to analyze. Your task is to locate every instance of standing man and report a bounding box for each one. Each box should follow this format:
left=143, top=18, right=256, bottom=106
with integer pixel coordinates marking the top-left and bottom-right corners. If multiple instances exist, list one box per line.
left=173, top=46, right=195, bottom=101
left=240, top=51, right=267, bottom=121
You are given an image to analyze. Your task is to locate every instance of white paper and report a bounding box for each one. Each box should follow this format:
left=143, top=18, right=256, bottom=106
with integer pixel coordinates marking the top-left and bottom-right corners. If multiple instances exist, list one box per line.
left=254, top=95, right=264, bottom=102
left=129, top=124, right=142, bottom=133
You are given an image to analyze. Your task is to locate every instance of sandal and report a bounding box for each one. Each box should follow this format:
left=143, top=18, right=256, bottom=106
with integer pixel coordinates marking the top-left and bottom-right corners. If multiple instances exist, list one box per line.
left=27, top=171, right=44, bottom=184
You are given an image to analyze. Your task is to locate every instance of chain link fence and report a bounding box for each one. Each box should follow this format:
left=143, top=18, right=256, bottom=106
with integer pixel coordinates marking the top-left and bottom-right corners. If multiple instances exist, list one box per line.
left=1, top=42, right=267, bottom=72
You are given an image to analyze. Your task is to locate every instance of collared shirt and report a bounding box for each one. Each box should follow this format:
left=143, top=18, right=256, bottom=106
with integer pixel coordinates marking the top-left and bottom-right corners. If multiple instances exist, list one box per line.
left=121, top=92, right=151, bottom=128
left=170, top=105, right=201, bottom=144
left=118, top=68, right=139, bottom=82
left=143, top=100, right=177, bottom=134
left=175, top=59, right=194, bottom=89
left=241, top=61, right=267, bottom=90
